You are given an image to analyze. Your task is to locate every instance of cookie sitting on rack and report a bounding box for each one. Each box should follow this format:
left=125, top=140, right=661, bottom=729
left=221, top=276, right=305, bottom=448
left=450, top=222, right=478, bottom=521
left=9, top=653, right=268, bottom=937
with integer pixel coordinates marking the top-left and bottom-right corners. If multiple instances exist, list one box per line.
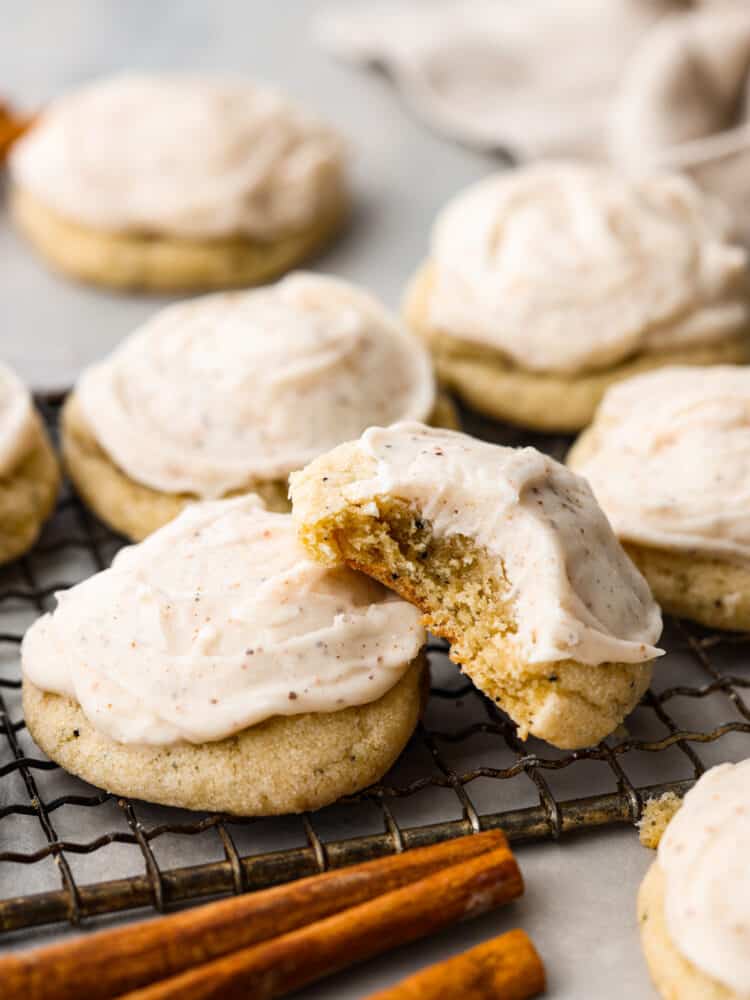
left=22, top=495, right=427, bottom=815
left=403, top=162, right=750, bottom=432
left=8, top=73, right=348, bottom=291
left=638, top=759, right=750, bottom=1000
left=289, top=422, right=663, bottom=749
left=62, top=272, right=455, bottom=541
left=569, top=365, right=750, bottom=630
left=0, top=361, right=59, bottom=565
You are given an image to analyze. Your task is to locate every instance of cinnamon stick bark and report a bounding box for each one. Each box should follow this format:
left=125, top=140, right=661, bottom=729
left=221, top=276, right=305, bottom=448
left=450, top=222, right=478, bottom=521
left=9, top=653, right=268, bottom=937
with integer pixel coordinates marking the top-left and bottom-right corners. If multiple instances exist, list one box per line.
left=119, top=842, right=523, bottom=1000
left=0, top=830, right=508, bottom=1000
left=365, top=930, right=545, bottom=1000
left=0, top=102, right=33, bottom=160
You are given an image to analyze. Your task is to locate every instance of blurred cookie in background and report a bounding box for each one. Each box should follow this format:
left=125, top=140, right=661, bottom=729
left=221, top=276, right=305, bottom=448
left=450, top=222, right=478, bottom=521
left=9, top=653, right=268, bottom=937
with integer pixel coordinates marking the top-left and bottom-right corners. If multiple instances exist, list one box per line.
left=8, top=73, right=349, bottom=291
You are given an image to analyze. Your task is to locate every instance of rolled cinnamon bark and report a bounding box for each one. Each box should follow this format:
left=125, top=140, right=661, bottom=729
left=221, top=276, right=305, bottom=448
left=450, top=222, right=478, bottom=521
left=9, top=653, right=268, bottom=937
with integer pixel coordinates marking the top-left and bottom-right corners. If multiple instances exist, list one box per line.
left=0, top=830, right=510, bottom=1000
left=119, top=843, right=523, bottom=1000
left=365, top=930, right=545, bottom=1000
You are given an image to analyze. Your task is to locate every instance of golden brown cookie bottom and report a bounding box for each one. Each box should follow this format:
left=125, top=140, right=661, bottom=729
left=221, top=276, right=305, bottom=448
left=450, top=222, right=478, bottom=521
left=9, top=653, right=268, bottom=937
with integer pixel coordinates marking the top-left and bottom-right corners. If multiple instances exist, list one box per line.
left=61, top=391, right=459, bottom=542
left=11, top=185, right=349, bottom=292
left=0, top=411, right=59, bottom=565
left=624, top=544, right=750, bottom=632
left=404, top=264, right=750, bottom=432
left=638, top=861, right=736, bottom=1000
left=290, top=441, right=653, bottom=750
left=23, top=655, right=427, bottom=816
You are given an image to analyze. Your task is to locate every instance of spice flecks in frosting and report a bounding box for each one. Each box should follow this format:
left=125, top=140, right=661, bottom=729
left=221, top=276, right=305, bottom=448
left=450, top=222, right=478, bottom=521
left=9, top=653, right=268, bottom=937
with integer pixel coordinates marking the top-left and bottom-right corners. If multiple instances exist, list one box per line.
left=77, top=273, right=436, bottom=498
left=336, top=423, right=663, bottom=666
left=658, top=759, right=750, bottom=995
left=570, top=365, right=750, bottom=562
left=21, top=496, right=425, bottom=746
left=426, top=163, right=749, bottom=374
left=10, top=73, right=346, bottom=240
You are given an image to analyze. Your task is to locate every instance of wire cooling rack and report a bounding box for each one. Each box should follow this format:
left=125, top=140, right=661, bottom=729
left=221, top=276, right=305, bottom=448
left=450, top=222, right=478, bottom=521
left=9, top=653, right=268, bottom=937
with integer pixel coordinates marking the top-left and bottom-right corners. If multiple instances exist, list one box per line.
left=1, top=398, right=749, bottom=939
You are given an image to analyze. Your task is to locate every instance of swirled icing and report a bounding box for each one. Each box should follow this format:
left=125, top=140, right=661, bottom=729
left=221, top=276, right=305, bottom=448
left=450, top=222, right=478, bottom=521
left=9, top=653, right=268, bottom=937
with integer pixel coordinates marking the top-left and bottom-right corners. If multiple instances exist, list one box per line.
left=425, top=163, right=749, bottom=374
left=77, top=273, right=436, bottom=498
left=22, top=496, right=425, bottom=745
left=570, top=365, right=750, bottom=562
left=10, top=73, right=346, bottom=240
left=658, top=759, right=750, bottom=996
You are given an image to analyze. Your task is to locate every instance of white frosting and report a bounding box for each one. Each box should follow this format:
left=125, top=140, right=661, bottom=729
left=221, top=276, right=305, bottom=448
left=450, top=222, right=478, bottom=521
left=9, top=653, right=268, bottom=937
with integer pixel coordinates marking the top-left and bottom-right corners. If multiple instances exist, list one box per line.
left=570, top=365, right=750, bottom=562
left=328, top=423, right=663, bottom=666
left=77, top=273, right=436, bottom=498
left=658, top=760, right=750, bottom=996
left=317, top=0, right=678, bottom=157
left=426, top=163, right=749, bottom=375
left=22, top=496, right=425, bottom=746
left=9, top=73, right=346, bottom=240
left=0, top=361, right=36, bottom=475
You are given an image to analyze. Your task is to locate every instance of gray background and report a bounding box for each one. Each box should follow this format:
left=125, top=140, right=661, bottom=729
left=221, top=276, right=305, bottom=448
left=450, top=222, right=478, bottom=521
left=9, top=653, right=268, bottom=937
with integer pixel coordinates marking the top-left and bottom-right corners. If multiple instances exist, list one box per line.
left=0, top=2, right=736, bottom=996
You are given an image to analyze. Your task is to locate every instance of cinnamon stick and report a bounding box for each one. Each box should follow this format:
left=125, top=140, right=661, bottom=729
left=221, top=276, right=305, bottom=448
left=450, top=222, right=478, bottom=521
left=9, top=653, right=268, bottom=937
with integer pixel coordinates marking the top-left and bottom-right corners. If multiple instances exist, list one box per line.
left=119, top=842, right=523, bottom=1000
left=0, top=830, right=508, bottom=1000
left=0, top=101, right=33, bottom=161
left=365, top=930, right=545, bottom=1000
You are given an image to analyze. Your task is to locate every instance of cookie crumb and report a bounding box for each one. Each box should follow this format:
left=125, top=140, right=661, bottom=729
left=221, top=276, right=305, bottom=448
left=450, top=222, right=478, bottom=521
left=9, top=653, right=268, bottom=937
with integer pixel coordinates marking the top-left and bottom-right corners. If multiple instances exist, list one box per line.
left=638, top=792, right=682, bottom=848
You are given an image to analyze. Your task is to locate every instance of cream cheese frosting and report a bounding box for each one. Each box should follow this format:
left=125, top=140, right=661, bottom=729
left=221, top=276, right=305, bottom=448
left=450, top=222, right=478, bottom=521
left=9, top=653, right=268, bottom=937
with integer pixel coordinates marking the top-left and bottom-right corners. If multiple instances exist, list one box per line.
left=0, top=361, right=37, bottom=475
left=322, top=422, right=663, bottom=666
left=21, top=496, right=426, bottom=746
left=425, top=163, right=750, bottom=374
left=9, top=73, right=346, bottom=240
left=570, top=365, right=750, bottom=562
left=658, top=759, right=750, bottom=996
left=77, top=272, right=436, bottom=498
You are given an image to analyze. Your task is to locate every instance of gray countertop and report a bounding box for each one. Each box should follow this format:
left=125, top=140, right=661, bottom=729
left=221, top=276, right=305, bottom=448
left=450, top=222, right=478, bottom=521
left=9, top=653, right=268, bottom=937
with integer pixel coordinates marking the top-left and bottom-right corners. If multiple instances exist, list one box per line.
left=0, top=3, right=735, bottom=996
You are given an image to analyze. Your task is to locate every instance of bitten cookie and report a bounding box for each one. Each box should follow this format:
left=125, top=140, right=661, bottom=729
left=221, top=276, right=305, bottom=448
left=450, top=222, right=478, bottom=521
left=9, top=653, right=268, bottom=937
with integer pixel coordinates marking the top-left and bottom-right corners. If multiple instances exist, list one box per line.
left=0, top=362, right=59, bottom=564
left=290, top=423, right=662, bottom=749
left=569, top=365, right=750, bottom=630
left=638, top=760, right=750, bottom=1000
left=9, top=74, right=348, bottom=291
left=62, top=272, right=455, bottom=541
left=22, top=496, right=427, bottom=815
left=404, top=162, right=750, bottom=431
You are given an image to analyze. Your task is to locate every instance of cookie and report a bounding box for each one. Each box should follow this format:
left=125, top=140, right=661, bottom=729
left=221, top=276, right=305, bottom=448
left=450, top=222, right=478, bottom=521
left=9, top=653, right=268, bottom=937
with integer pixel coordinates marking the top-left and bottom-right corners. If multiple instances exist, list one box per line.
left=0, top=363, right=59, bottom=564
left=637, top=761, right=750, bottom=1000
left=404, top=163, right=750, bottom=431
left=638, top=863, right=734, bottom=1000
left=10, top=186, right=347, bottom=293
left=9, top=74, right=348, bottom=291
left=22, top=497, right=428, bottom=815
left=61, top=273, right=455, bottom=541
left=569, top=365, right=750, bottom=629
left=290, top=423, right=662, bottom=749
left=406, top=264, right=750, bottom=433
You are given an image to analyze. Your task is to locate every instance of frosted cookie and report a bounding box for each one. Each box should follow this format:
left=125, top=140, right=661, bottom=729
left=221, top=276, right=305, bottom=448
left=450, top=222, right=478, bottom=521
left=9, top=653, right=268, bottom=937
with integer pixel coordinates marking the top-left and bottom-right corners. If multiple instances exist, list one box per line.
left=569, top=365, right=750, bottom=630
left=404, top=162, right=750, bottom=431
left=8, top=74, right=348, bottom=291
left=62, top=272, right=453, bottom=541
left=638, top=760, right=750, bottom=1000
left=0, top=362, right=59, bottom=565
left=290, top=423, right=662, bottom=749
left=22, top=496, right=427, bottom=815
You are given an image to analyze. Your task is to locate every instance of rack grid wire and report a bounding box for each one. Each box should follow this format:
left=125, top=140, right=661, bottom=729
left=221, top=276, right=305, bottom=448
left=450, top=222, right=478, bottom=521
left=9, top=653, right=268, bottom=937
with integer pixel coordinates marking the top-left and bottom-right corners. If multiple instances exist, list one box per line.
left=1, top=397, right=749, bottom=938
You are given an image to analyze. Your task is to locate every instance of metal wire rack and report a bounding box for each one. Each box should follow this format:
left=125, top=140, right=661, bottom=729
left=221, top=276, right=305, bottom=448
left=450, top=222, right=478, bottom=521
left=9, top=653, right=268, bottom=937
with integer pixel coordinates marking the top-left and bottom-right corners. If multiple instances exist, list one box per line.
left=1, top=398, right=749, bottom=939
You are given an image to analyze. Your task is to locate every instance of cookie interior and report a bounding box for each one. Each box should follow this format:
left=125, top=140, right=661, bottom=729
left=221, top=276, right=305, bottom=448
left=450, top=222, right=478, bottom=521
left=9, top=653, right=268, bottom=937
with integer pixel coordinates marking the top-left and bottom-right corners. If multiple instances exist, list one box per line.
left=296, top=489, right=652, bottom=749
